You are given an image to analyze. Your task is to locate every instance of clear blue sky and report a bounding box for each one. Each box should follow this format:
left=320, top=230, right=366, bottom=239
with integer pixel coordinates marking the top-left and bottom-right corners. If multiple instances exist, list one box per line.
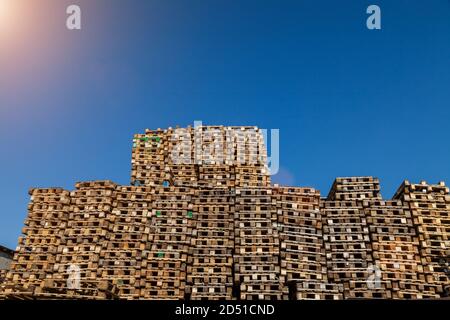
left=1, top=0, right=449, bottom=248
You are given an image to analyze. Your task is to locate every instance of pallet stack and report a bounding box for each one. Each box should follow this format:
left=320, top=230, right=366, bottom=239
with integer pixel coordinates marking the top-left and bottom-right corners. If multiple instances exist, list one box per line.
left=195, top=125, right=226, bottom=166
left=393, top=181, right=450, bottom=296
left=46, top=181, right=117, bottom=298
left=36, top=279, right=119, bottom=300
left=327, top=177, right=382, bottom=201
left=141, top=186, right=194, bottom=299
left=234, top=187, right=286, bottom=299
left=168, top=126, right=198, bottom=187
left=3, top=123, right=450, bottom=300
left=229, top=127, right=273, bottom=303
left=363, top=199, right=439, bottom=298
left=231, top=126, right=270, bottom=188
left=187, top=126, right=240, bottom=299
left=103, top=186, right=153, bottom=299
left=274, top=186, right=342, bottom=300
left=187, top=188, right=235, bottom=300
left=235, top=165, right=270, bottom=188
left=323, top=177, right=383, bottom=299
left=169, top=164, right=198, bottom=187
left=195, top=126, right=236, bottom=188
left=3, top=188, right=71, bottom=295
left=198, top=165, right=236, bottom=188
left=131, top=129, right=170, bottom=187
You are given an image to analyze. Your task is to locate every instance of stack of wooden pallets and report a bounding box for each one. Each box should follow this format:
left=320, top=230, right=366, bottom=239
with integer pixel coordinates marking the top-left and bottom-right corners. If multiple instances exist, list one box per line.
left=198, top=165, right=236, bottom=188
left=292, top=281, right=343, bottom=300
left=231, top=126, right=270, bottom=188
left=34, top=279, right=119, bottom=300
left=104, top=185, right=153, bottom=299
left=3, top=182, right=122, bottom=299
left=327, top=177, right=382, bottom=201
left=323, top=177, right=385, bottom=299
left=194, top=125, right=226, bottom=166
left=187, top=188, right=235, bottom=300
left=4, top=188, right=71, bottom=294
left=393, top=181, right=450, bottom=297
left=3, top=124, right=450, bottom=300
left=363, top=199, right=439, bottom=298
left=234, top=187, right=285, bottom=300
left=131, top=129, right=170, bottom=187
left=50, top=181, right=117, bottom=298
left=169, top=164, right=198, bottom=187
left=141, top=186, right=194, bottom=299
left=167, top=126, right=198, bottom=187
left=274, top=186, right=342, bottom=300
left=235, top=165, right=271, bottom=188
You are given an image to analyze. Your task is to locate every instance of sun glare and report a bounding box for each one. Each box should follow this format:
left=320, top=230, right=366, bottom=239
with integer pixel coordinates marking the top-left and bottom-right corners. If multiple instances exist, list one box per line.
left=0, top=0, right=17, bottom=37
left=0, top=0, right=17, bottom=20
left=0, top=0, right=10, bottom=23
left=0, top=0, right=8, bottom=14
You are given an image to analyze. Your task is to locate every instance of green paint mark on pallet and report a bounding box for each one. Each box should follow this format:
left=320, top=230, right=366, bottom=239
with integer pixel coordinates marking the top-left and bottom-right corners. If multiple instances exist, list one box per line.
left=156, top=211, right=162, bottom=217
left=187, top=211, right=193, bottom=218
left=157, top=252, right=164, bottom=258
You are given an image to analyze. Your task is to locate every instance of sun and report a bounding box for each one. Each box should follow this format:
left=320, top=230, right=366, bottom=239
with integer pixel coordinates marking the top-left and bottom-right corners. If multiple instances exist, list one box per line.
left=0, top=0, right=10, bottom=20
left=0, top=0, right=8, bottom=12
left=0, top=0, right=15, bottom=34
left=0, top=0, right=15, bottom=17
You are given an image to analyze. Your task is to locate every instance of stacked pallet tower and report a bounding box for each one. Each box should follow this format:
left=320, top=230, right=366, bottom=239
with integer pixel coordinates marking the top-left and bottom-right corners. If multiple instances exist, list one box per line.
left=188, top=187, right=235, bottom=299
left=106, top=185, right=153, bottom=299
left=274, top=186, right=342, bottom=300
left=3, top=188, right=71, bottom=297
left=131, top=128, right=170, bottom=187
left=133, top=128, right=196, bottom=299
left=2, top=184, right=119, bottom=299
left=322, top=177, right=384, bottom=299
left=2, top=123, right=450, bottom=300
left=196, top=125, right=236, bottom=189
left=234, top=187, right=286, bottom=300
left=232, top=127, right=286, bottom=300
left=168, top=126, right=198, bottom=187
left=186, top=126, right=236, bottom=299
left=46, top=181, right=119, bottom=299
left=393, top=181, right=450, bottom=297
left=232, top=126, right=270, bottom=189
left=142, top=185, right=194, bottom=299
left=363, top=198, right=439, bottom=298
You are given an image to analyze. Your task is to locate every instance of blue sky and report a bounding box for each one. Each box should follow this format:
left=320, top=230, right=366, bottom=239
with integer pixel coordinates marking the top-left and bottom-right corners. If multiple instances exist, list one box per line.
left=1, top=0, right=449, bottom=248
